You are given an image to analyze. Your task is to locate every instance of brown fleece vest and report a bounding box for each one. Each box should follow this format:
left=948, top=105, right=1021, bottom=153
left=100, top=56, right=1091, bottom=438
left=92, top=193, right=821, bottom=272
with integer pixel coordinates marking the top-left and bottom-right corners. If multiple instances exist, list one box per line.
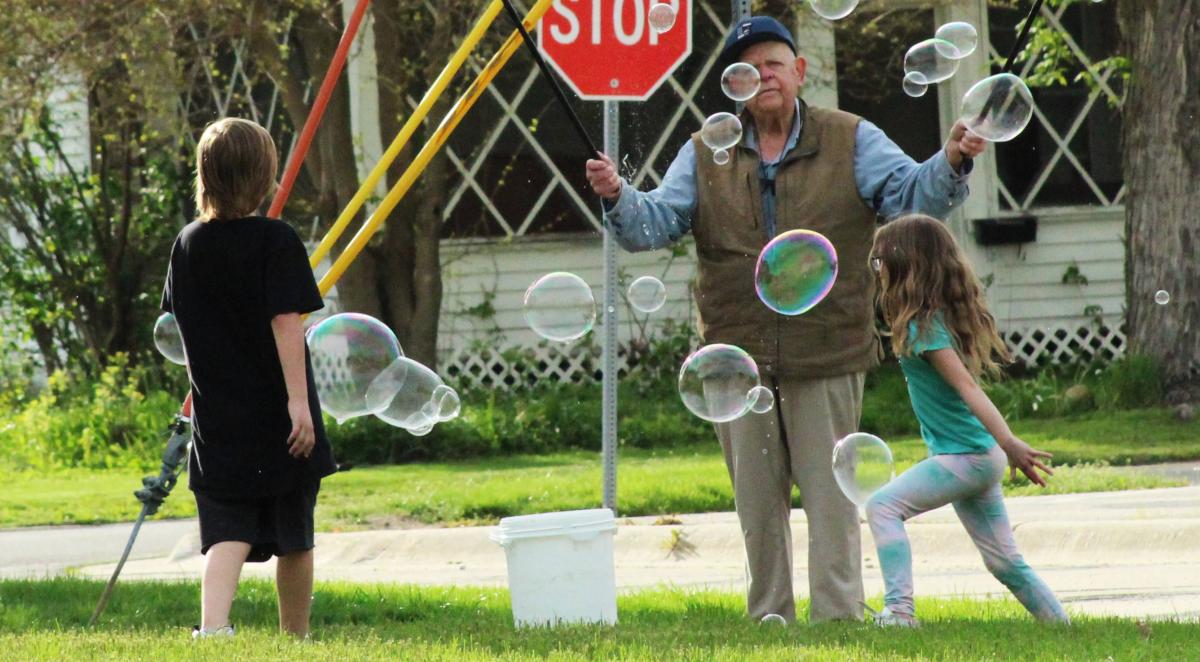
left=691, top=100, right=880, bottom=378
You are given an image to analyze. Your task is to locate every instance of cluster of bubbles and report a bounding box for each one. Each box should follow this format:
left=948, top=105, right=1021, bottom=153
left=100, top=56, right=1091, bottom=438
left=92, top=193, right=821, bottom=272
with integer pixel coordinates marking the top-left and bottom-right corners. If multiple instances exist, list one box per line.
left=901, top=22, right=976, bottom=98
left=154, top=313, right=187, bottom=366
left=523, top=272, right=596, bottom=343
left=648, top=3, right=677, bottom=33
left=699, top=112, right=743, bottom=166
left=754, top=230, right=839, bottom=316
left=678, top=344, right=771, bottom=422
left=628, top=275, right=667, bottom=314
left=307, top=313, right=462, bottom=433
left=365, top=358, right=462, bottom=437
left=831, top=432, right=895, bottom=507
left=807, top=0, right=859, bottom=21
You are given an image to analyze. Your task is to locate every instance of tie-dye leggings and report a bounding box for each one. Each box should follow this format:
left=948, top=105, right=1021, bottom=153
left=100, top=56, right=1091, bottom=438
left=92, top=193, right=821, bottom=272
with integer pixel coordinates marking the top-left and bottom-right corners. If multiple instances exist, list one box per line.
left=865, top=444, right=1069, bottom=622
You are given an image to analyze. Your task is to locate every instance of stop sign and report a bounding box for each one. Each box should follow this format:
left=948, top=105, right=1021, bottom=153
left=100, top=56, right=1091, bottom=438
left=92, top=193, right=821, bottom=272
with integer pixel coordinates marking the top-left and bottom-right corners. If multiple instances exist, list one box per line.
left=538, top=0, right=692, bottom=101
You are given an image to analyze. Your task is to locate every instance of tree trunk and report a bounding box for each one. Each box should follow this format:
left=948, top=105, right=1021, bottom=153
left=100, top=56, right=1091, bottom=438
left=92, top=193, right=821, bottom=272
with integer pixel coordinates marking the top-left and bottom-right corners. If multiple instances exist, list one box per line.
left=1117, top=0, right=1200, bottom=403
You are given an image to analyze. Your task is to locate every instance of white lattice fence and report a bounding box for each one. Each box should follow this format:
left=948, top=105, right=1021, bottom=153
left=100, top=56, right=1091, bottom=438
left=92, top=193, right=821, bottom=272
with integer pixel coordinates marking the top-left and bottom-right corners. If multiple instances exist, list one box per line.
left=1003, top=324, right=1126, bottom=368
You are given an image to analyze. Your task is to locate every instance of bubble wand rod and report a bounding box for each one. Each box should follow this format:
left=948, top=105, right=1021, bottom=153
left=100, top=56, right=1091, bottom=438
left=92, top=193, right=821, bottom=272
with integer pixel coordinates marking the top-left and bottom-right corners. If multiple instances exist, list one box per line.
left=977, top=0, right=1047, bottom=122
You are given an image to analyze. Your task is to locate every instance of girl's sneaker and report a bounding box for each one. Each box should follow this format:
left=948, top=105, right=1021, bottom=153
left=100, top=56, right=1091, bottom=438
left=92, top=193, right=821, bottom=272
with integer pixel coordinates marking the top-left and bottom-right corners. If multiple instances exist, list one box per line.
left=872, top=606, right=919, bottom=628
left=192, top=624, right=236, bottom=639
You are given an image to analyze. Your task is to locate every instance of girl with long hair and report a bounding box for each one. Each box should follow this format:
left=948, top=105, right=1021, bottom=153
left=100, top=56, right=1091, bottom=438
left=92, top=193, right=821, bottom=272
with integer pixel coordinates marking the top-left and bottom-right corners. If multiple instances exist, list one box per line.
left=865, top=214, right=1069, bottom=627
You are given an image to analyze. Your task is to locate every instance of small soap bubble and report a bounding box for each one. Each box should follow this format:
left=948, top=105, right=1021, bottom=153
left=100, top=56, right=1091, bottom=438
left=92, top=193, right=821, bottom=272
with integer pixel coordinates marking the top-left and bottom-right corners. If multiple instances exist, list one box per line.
left=902, top=72, right=929, bottom=98
left=712, top=148, right=731, bottom=165
left=700, top=112, right=743, bottom=151
left=648, top=3, right=677, bottom=33
left=807, top=0, right=859, bottom=20
left=1155, top=290, right=1171, bottom=305
left=628, top=276, right=667, bottom=314
left=832, top=433, right=895, bottom=507
left=748, top=385, right=775, bottom=414
left=720, top=62, right=761, bottom=102
left=153, top=312, right=186, bottom=366
left=523, top=272, right=596, bottom=342
left=935, top=21, right=978, bottom=59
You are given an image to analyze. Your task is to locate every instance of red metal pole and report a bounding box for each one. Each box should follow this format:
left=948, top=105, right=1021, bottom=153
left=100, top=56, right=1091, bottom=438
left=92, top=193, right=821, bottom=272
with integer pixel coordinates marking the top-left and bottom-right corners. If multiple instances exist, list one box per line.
left=267, top=0, right=372, bottom=219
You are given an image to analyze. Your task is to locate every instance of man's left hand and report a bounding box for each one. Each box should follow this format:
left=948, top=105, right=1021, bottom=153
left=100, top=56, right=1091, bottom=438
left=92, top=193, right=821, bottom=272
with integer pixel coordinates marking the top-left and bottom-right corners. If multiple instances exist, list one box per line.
left=945, top=120, right=988, bottom=172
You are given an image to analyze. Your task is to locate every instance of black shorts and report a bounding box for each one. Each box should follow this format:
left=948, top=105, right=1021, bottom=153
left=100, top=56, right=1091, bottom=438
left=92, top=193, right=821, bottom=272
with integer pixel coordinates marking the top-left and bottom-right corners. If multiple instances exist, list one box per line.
left=194, top=481, right=320, bottom=563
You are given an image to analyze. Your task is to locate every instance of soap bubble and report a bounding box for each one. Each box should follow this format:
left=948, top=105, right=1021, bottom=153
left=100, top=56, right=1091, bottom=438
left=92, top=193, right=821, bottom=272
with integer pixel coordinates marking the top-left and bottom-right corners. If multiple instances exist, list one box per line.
left=935, top=22, right=978, bottom=59
left=700, top=112, right=742, bottom=151
left=367, top=357, right=460, bottom=430
left=678, top=344, right=761, bottom=423
left=308, top=313, right=403, bottom=423
left=628, top=276, right=667, bottom=314
left=712, top=148, right=730, bottom=165
left=761, top=613, right=787, bottom=626
left=648, top=3, right=677, bottom=33
left=904, top=39, right=960, bottom=85
left=720, top=62, right=761, bottom=102
left=754, top=229, right=839, bottom=315
left=832, top=432, right=895, bottom=507
left=523, top=272, right=596, bottom=342
left=807, top=0, right=859, bottom=20
left=153, top=313, right=187, bottom=366
left=959, top=73, right=1035, bottom=142
left=748, top=385, right=775, bottom=414
left=902, top=72, right=929, bottom=98
left=1155, top=290, right=1171, bottom=305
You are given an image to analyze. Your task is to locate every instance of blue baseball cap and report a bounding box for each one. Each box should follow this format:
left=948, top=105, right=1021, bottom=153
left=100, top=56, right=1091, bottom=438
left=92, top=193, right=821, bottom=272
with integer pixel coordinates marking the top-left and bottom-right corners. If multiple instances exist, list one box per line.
left=719, top=16, right=797, bottom=66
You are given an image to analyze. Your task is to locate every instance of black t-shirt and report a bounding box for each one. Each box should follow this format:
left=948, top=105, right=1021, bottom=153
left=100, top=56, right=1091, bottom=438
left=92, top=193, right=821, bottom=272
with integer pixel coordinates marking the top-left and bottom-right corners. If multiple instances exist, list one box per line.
left=161, top=216, right=337, bottom=498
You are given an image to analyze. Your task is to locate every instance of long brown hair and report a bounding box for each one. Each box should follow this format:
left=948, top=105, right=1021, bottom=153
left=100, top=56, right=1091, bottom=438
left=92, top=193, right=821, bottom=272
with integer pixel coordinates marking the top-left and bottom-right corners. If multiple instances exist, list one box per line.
left=871, top=214, right=1010, bottom=378
left=194, top=118, right=277, bottom=221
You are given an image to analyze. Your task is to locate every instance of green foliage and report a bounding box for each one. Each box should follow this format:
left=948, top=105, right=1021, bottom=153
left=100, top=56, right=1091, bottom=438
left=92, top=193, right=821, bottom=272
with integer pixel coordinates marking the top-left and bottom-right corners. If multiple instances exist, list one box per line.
left=0, top=355, right=180, bottom=473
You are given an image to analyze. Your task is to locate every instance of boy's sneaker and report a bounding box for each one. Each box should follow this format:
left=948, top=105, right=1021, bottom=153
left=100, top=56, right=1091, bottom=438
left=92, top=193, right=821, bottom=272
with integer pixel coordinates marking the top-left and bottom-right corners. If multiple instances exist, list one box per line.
left=871, top=606, right=919, bottom=628
left=192, top=624, right=236, bottom=639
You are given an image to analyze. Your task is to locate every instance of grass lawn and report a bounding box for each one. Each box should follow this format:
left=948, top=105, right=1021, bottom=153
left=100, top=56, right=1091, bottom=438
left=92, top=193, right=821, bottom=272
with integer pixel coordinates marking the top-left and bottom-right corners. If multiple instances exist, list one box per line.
left=0, top=579, right=1191, bottom=661
left=1, top=408, right=1195, bottom=531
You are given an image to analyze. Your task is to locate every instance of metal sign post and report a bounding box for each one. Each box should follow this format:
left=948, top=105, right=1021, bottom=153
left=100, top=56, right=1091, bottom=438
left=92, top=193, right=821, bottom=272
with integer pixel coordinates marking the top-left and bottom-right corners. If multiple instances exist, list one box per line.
left=601, top=100, right=619, bottom=513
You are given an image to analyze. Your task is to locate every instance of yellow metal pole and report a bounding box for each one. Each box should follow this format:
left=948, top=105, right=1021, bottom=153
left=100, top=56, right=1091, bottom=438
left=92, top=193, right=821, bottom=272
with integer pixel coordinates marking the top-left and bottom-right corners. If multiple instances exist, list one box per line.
left=308, top=0, right=505, bottom=269
left=317, top=0, right=555, bottom=296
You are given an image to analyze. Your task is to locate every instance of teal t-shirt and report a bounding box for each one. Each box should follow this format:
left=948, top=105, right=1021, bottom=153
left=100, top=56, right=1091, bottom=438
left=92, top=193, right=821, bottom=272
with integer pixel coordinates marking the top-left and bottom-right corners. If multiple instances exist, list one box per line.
left=897, top=315, right=996, bottom=455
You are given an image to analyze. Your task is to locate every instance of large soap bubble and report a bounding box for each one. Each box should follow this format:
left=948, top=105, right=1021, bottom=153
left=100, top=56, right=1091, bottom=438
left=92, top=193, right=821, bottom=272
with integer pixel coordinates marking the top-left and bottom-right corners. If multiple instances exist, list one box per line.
left=807, top=0, right=859, bottom=20
left=700, top=112, right=743, bottom=151
left=904, top=39, right=960, bottom=85
left=935, top=22, right=978, bottom=59
left=755, top=229, right=838, bottom=316
left=832, top=433, right=895, bottom=507
left=678, top=344, right=761, bottom=423
left=628, top=275, right=667, bottom=314
left=720, top=62, right=761, bottom=102
left=959, top=73, right=1035, bottom=142
left=523, top=272, right=596, bottom=343
left=308, top=313, right=403, bottom=423
left=154, top=312, right=187, bottom=366
left=367, top=357, right=462, bottom=431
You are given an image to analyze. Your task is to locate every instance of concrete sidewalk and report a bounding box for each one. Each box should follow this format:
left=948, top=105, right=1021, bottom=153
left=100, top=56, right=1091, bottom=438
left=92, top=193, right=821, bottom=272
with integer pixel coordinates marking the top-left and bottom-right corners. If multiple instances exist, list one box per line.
left=61, top=486, right=1200, bottom=620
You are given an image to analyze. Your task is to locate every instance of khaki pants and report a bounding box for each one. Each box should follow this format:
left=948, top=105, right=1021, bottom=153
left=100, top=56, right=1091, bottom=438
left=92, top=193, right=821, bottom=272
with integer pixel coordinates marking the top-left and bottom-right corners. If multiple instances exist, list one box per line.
left=715, top=372, right=865, bottom=623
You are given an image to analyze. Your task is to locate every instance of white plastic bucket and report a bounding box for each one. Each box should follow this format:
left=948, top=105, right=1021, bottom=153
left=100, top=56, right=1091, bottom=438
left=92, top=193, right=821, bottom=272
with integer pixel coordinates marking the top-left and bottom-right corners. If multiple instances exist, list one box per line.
left=489, top=508, right=618, bottom=627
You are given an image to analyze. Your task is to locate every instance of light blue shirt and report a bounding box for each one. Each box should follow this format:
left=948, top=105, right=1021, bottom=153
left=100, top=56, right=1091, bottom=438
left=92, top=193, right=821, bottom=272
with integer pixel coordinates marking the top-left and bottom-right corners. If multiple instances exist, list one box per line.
left=605, top=100, right=972, bottom=251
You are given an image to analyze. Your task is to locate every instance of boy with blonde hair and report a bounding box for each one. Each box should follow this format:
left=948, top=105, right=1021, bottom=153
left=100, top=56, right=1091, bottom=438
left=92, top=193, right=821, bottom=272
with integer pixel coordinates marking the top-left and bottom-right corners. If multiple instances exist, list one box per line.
left=162, top=118, right=336, bottom=639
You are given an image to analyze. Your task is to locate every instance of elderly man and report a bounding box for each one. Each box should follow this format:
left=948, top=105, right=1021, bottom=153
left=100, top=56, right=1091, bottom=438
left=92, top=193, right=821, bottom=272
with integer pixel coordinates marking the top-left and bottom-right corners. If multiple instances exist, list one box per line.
left=585, top=16, right=987, bottom=623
